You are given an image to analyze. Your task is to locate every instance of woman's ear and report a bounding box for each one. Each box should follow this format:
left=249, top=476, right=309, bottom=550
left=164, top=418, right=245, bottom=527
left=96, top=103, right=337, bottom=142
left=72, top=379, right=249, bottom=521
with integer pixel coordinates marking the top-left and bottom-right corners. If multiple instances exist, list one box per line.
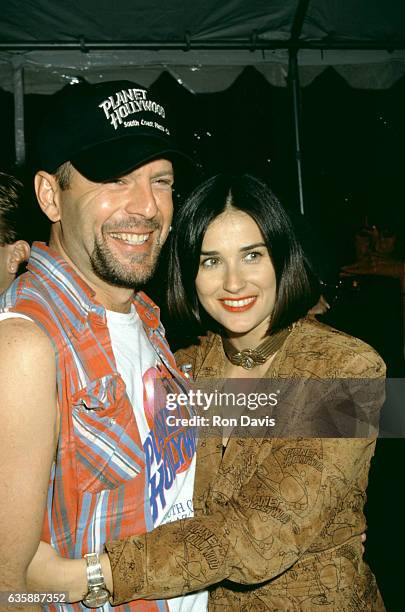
left=7, top=240, right=30, bottom=274
left=34, top=171, right=61, bottom=222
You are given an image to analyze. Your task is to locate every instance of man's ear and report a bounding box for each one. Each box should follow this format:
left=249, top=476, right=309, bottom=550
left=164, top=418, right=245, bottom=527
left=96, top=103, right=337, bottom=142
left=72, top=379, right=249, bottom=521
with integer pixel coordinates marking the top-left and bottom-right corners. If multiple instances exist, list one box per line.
left=34, top=171, right=61, bottom=222
left=7, top=240, right=30, bottom=274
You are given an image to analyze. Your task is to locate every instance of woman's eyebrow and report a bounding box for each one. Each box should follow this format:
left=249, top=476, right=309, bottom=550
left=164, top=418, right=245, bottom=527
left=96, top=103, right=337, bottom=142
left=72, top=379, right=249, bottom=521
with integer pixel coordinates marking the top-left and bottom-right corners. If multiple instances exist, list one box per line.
left=200, top=242, right=266, bottom=256
left=240, top=242, right=266, bottom=252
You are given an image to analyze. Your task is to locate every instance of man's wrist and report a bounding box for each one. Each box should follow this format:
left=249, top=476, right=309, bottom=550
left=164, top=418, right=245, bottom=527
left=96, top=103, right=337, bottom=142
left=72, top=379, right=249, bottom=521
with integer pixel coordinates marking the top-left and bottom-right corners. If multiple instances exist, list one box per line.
left=60, top=557, right=87, bottom=603
left=82, top=553, right=110, bottom=608
left=57, top=553, right=112, bottom=604
left=100, top=552, right=113, bottom=595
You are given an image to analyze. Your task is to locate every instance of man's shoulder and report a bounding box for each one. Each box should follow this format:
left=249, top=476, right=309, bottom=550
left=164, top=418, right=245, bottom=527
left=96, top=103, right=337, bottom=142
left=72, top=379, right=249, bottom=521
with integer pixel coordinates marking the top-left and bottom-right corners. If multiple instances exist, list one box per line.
left=0, top=279, right=57, bottom=334
left=0, top=316, right=54, bottom=361
left=1, top=267, right=48, bottom=306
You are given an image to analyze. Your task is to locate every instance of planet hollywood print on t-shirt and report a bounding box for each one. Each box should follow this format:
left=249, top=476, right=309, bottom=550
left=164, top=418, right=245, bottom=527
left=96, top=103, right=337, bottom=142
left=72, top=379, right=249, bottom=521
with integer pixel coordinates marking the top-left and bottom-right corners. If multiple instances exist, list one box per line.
left=142, top=367, right=197, bottom=526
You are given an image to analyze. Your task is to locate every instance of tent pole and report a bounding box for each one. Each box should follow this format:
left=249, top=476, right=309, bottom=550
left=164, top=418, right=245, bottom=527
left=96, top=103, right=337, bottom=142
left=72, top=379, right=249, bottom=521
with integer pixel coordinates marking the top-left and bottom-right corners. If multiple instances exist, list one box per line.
left=12, top=58, right=25, bottom=166
left=288, top=0, right=310, bottom=216
left=1, top=40, right=404, bottom=51
left=289, top=49, right=305, bottom=215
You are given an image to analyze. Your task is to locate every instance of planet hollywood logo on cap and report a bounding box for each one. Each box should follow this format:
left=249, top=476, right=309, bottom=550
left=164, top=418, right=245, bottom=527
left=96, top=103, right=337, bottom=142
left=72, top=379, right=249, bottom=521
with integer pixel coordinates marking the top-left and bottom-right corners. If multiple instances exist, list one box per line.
left=98, top=86, right=169, bottom=133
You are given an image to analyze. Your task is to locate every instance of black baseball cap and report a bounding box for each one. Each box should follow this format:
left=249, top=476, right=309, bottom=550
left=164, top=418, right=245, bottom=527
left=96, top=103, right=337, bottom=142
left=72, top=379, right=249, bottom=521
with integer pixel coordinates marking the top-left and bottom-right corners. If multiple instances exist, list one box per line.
left=36, top=80, right=194, bottom=182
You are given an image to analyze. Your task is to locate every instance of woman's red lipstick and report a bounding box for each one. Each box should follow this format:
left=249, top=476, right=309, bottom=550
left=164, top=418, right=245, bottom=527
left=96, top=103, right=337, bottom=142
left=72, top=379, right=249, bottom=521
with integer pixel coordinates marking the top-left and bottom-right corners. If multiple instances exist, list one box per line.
left=218, top=296, right=257, bottom=312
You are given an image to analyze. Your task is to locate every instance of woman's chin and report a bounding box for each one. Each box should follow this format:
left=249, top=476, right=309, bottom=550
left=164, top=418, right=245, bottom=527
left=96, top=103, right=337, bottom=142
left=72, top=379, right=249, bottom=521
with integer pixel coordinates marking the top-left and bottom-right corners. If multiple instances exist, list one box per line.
left=223, top=323, right=257, bottom=338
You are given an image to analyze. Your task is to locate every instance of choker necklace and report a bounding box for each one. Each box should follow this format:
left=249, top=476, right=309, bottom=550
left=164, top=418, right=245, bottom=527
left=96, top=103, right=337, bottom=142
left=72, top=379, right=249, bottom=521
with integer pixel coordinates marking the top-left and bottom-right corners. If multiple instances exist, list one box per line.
left=222, top=326, right=292, bottom=370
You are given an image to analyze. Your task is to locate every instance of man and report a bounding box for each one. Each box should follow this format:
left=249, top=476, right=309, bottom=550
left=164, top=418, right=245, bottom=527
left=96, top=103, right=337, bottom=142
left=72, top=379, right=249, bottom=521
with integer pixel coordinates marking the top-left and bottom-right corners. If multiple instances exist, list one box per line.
left=0, top=171, right=30, bottom=293
left=0, top=81, right=206, bottom=611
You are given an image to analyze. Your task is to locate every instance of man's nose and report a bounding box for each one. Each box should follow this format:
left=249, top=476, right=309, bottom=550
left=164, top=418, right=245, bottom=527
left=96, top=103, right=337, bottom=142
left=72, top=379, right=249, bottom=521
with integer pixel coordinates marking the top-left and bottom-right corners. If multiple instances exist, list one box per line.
left=124, top=182, right=159, bottom=219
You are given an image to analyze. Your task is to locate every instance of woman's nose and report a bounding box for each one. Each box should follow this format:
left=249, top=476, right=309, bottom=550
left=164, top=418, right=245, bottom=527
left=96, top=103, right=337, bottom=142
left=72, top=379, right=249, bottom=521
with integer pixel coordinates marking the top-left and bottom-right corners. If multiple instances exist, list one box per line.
left=223, top=265, right=246, bottom=293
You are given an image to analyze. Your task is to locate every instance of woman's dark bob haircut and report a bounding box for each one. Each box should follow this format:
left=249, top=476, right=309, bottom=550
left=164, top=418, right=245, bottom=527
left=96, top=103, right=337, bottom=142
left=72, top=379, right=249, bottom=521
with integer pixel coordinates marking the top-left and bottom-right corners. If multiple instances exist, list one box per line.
left=167, top=174, right=320, bottom=335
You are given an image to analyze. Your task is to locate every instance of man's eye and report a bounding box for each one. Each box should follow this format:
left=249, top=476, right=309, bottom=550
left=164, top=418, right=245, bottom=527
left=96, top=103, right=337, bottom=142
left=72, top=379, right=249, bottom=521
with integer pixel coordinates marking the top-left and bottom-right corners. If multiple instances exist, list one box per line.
left=153, top=177, right=173, bottom=188
left=104, top=178, right=125, bottom=185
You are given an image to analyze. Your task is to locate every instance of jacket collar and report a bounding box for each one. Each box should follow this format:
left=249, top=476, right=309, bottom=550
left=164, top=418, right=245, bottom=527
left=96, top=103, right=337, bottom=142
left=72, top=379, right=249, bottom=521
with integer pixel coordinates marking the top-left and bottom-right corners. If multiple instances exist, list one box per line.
left=27, top=242, right=161, bottom=335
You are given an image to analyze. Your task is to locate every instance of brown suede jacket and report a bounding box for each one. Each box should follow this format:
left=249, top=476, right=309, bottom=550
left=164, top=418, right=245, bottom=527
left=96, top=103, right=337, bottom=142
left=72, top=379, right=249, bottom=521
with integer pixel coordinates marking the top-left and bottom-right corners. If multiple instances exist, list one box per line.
left=106, top=318, right=386, bottom=611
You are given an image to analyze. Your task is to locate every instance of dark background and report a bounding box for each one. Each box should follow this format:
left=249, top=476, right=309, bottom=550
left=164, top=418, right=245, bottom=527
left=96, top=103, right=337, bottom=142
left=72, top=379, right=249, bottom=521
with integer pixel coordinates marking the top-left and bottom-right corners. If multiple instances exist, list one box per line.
left=1, top=67, right=405, bottom=609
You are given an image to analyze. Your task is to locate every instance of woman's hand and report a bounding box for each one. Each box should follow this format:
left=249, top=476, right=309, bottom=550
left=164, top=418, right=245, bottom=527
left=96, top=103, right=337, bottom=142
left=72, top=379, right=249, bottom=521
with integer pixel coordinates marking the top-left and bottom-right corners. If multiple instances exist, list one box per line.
left=361, top=532, right=366, bottom=556
left=307, top=294, right=330, bottom=316
left=27, top=541, right=87, bottom=603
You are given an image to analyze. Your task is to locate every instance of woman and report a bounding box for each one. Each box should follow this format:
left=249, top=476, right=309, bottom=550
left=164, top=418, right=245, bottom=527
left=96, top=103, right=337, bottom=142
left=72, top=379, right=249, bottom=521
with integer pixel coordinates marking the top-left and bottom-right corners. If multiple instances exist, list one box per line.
left=28, top=174, right=385, bottom=610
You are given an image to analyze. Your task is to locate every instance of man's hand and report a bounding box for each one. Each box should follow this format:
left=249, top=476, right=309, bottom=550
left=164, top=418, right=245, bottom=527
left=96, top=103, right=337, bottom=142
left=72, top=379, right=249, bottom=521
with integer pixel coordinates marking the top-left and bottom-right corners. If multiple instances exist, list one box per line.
left=27, top=542, right=87, bottom=603
left=28, top=542, right=108, bottom=604
left=0, top=318, right=57, bottom=607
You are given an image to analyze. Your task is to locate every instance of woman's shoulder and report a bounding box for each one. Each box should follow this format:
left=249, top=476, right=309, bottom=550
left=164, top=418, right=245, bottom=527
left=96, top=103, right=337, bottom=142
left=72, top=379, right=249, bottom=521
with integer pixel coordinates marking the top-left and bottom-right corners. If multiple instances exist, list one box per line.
left=295, top=317, right=378, bottom=353
left=174, top=332, right=221, bottom=371
left=280, top=317, right=386, bottom=378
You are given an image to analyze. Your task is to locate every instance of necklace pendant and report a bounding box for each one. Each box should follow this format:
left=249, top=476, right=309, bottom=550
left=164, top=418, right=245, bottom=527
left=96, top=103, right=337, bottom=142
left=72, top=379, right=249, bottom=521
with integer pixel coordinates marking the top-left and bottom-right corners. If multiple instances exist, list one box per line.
left=240, top=354, right=256, bottom=369
left=235, top=348, right=260, bottom=369
left=223, top=326, right=293, bottom=370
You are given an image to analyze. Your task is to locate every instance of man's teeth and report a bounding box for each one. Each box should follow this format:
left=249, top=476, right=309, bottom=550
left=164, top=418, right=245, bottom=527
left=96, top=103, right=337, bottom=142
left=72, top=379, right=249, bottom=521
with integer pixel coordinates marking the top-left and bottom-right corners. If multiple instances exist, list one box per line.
left=110, top=232, right=149, bottom=245
left=223, top=297, right=255, bottom=307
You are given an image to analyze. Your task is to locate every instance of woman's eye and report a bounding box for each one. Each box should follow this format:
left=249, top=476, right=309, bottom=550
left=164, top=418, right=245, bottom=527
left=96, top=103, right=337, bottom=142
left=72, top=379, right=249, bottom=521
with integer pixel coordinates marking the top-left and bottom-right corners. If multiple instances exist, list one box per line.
left=244, top=251, right=262, bottom=262
left=200, top=257, right=219, bottom=268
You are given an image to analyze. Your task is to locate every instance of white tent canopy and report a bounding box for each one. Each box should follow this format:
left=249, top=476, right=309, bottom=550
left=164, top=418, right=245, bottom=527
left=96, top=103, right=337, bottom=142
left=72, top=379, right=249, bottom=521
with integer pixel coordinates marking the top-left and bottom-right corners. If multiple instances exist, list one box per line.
left=2, top=48, right=405, bottom=95
left=1, top=0, right=404, bottom=212
left=1, top=0, right=405, bottom=94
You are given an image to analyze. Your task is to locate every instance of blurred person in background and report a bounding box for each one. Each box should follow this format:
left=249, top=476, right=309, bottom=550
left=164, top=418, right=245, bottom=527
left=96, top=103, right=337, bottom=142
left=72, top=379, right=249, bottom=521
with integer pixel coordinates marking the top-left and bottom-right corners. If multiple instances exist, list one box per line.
left=0, top=171, right=30, bottom=293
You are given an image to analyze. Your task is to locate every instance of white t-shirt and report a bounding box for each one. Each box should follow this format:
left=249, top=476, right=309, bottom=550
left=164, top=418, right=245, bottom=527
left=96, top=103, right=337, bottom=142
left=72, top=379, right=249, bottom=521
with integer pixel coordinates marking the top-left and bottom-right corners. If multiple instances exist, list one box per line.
left=0, top=309, right=208, bottom=611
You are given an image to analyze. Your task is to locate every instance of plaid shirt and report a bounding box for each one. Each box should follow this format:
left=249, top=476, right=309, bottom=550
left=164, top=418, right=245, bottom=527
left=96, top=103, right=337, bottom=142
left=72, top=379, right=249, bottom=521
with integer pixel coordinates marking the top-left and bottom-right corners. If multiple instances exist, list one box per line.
left=0, top=242, right=192, bottom=612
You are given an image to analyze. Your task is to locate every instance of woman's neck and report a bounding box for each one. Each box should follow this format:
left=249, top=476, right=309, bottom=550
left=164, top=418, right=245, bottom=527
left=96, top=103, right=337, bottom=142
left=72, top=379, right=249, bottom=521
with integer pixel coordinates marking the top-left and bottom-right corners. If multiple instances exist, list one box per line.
left=224, top=319, right=270, bottom=352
